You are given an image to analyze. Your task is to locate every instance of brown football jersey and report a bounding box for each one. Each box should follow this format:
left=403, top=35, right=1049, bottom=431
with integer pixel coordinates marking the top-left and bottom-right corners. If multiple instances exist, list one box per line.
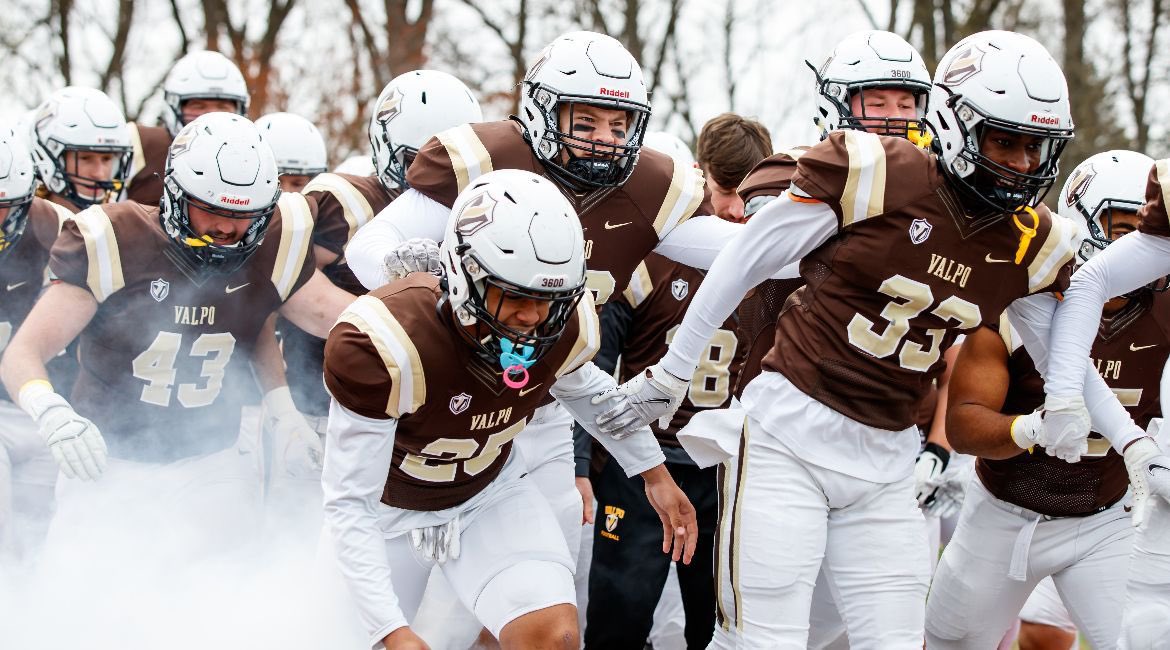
left=49, top=194, right=317, bottom=461
left=977, top=295, right=1170, bottom=516
left=620, top=254, right=745, bottom=448
left=763, top=130, right=1077, bottom=431
left=407, top=120, right=710, bottom=305
left=0, top=199, right=73, bottom=354
left=302, top=172, right=400, bottom=296
left=124, top=123, right=173, bottom=206
left=736, top=147, right=809, bottom=205
left=323, top=274, right=600, bottom=511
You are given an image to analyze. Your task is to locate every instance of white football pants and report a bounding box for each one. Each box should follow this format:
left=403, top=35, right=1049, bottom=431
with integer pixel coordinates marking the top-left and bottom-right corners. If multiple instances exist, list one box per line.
left=0, top=401, right=55, bottom=562
left=1119, top=498, right=1170, bottom=649
left=925, top=478, right=1131, bottom=650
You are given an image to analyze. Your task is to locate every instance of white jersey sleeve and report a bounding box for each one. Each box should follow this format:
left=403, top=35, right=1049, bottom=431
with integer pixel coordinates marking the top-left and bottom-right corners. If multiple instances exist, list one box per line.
left=654, top=215, right=802, bottom=279
left=345, top=188, right=450, bottom=290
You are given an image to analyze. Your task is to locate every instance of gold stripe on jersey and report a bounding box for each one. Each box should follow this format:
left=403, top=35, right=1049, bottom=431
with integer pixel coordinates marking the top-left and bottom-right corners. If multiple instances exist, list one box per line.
left=555, top=291, right=601, bottom=378
left=338, top=295, right=426, bottom=418
left=730, top=421, right=751, bottom=633
left=652, top=157, right=706, bottom=238
left=840, top=130, right=887, bottom=228
left=437, top=124, right=494, bottom=193
left=49, top=202, right=74, bottom=233
left=621, top=261, right=653, bottom=308
left=714, top=462, right=733, bottom=631
left=1026, top=216, right=1077, bottom=294
left=73, top=206, right=124, bottom=303
left=127, top=123, right=147, bottom=180
left=271, top=193, right=314, bottom=301
left=1157, top=160, right=1170, bottom=210
left=303, top=173, right=375, bottom=244
left=997, top=312, right=1019, bottom=353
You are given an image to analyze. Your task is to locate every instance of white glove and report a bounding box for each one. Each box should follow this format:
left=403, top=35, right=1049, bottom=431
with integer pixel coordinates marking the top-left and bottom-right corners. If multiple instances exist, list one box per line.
left=1124, top=436, right=1170, bottom=529
left=1039, top=394, right=1091, bottom=462
left=382, top=238, right=441, bottom=283
left=592, top=363, right=690, bottom=436
left=914, top=442, right=950, bottom=510
left=21, top=384, right=107, bottom=481
left=262, top=387, right=323, bottom=479
left=922, top=453, right=975, bottom=519
left=409, top=514, right=461, bottom=564
left=1011, top=409, right=1043, bottom=451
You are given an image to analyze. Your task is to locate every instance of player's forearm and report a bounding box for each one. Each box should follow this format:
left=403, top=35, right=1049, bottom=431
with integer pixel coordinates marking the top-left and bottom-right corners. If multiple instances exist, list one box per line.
left=0, top=343, right=52, bottom=404
left=945, top=402, right=1023, bottom=460
left=347, top=189, right=448, bottom=290
left=281, top=271, right=354, bottom=339
left=250, top=314, right=288, bottom=394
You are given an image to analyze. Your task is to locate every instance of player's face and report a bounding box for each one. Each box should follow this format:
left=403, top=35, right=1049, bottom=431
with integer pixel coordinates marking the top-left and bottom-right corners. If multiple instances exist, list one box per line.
left=187, top=203, right=253, bottom=246
left=557, top=103, right=629, bottom=161
left=181, top=98, right=240, bottom=125
left=278, top=174, right=312, bottom=193
left=1106, top=208, right=1140, bottom=240
left=979, top=127, right=1044, bottom=175
left=65, top=150, right=118, bottom=199
left=483, top=284, right=552, bottom=335
left=850, top=88, right=918, bottom=128
left=706, top=174, right=745, bottom=223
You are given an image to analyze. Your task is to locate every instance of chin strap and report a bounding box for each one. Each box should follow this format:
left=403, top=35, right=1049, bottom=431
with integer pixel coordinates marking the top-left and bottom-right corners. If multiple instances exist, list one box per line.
left=1012, top=206, right=1039, bottom=265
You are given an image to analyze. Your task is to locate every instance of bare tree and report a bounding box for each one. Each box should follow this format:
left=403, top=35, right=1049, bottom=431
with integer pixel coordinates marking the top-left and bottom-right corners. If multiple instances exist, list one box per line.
left=455, top=0, right=532, bottom=113
left=1118, top=0, right=1167, bottom=153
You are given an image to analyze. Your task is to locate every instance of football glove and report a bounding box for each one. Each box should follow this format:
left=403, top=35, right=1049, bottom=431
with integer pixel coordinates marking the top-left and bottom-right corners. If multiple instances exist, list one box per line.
left=409, top=514, right=462, bottom=564
left=1124, top=436, right=1170, bottom=529
left=262, top=387, right=323, bottom=479
left=592, top=363, right=689, bottom=436
left=1010, top=408, right=1043, bottom=451
left=1038, top=394, right=1091, bottom=463
left=914, top=442, right=950, bottom=510
left=24, top=387, right=107, bottom=481
left=382, top=238, right=441, bottom=284
left=921, top=453, right=974, bottom=519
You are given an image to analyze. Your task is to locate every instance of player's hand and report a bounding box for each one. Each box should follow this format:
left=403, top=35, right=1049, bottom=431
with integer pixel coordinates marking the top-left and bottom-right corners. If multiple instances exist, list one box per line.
left=576, top=476, right=595, bottom=525
left=592, top=363, right=689, bottom=436
left=1010, top=409, right=1043, bottom=451
left=913, top=442, right=950, bottom=510
left=641, top=464, right=697, bottom=565
left=262, top=387, right=323, bottom=478
left=409, top=515, right=462, bottom=564
left=1124, top=436, right=1170, bottom=529
left=1039, top=394, right=1090, bottom=462
left=32, top=392, right=107, bottom=481
left=921, top=453, right=974, bottom=519
left=382, top=238, right=441, bottom=283
left=382, top=626, right=431, bottom=650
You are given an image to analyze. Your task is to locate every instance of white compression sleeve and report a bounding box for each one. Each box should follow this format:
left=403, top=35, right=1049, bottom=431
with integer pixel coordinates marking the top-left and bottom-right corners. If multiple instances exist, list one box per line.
left=658, top=190, right=838, bottom=379
left=654, top=215, right=803, bottom=279
left=1046, top=231, right=1170, bottom=397
left=551, top=362, right=666, bottom=476
left=321, top=400, right=408, bottom=646
left=345, top=188, right=450, bottom=290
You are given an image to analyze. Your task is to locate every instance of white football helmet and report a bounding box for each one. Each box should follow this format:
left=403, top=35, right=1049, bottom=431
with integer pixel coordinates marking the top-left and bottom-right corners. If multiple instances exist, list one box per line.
left=1061, top=150, right=1154, bottom=263
left=162, top=51, right=250, bottom=136
left=256, top=112, right=328, bottom=176
left=642, top=130, right=695, bottom=168
left=810, top=30, right=931, bottom=141
left=928, top=31, right=1074, bottom=216
left=30, top=86, right=132, bottom=210
left=517, top=31, right=651, bottom=189
left=0, top=123, right=36, bottom=257
left=368, top=70, right=482, bottom=191
left=440, top=169, right=586, bottom=369
left=160, top=113, right=280, bottom=274
left=333, top=155, right=375, bottom=176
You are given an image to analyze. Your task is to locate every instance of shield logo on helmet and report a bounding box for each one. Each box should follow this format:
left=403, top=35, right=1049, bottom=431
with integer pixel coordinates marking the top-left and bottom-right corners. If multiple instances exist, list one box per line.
left=150, top=278, right=170, bottom=302
left=455, top=191, right=497, bottom=237
left=1064, top=164, right=1096, bottom=206
left=671, top=278, right=689, bottom=301
left=376, top=87, right=404, bottom=125
left=449, top=392, right=472, bottom=415
left=909, top=219, right=933, bottom=245
left=942, top=45, right=985, bottom=85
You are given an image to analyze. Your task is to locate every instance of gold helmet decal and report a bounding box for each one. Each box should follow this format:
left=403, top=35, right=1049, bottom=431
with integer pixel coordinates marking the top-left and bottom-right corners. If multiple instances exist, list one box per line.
left=1064, top=164, right=1096, bottom=207
left=170, top=128, right=197, bottom=158
left=942, top=45, right=986, bottom=85
left=376, top=86, right=404, bottom=125
left=455, top=189, right=497, bottom=237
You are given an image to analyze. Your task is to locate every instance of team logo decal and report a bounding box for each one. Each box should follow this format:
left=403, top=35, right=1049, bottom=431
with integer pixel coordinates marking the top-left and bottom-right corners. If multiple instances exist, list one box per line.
left=455, top=191, right=497, bottom=237
left=150, top=278, right=170, bottom=302
left=671, top=278, right=689, bottom=301
left=169, top=128, right=197, bottom=158
left=600, top=504, right=625, bottom=541
left=376, top=86, right=404, bottom=125
left=1064, top=164, right=1096, bottom=207
left=941, top=44, right=985, bottom=85
left=909, top=219, right=933, bottom=245
left=449, top=392, right=472, bottom=415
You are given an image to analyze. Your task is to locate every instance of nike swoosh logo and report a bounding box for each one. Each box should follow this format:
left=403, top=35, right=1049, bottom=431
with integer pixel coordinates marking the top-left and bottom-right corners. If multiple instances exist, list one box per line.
left=1131, top=343, right=1158, bottom=352
left=517, top=383, right=543, bottom=397
left=643, top=398, right=670, bottom=404
left=1149, top=463, right=1170, bottom=474
left=984, top=254, right=1011, bottom=263
left=6, top=282, right=27, bottom=291
left=225, top=283, right=250, bottom=294
left=604, top=221, right=632, bottom=230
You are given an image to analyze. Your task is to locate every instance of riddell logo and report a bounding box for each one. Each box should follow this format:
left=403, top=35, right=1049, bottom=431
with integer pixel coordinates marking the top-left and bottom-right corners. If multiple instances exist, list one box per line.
left=219, top=194, right=251, bottom=206
left=599, top=87, right=630, bottom=99
left=1029, top=113, right=1060, bottom=126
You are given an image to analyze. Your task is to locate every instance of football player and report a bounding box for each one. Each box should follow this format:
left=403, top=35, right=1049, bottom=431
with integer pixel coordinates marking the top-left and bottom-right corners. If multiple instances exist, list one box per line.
left=256, top=112, right=328, bottom=193
left=320, top=169, right=697, bottom=650
left=30, top=86, right=133, bottom=212
left=0, top=113, right=352, bottom=563
left=123, top=50, right=250, bottom=205
left=926, top=150, right=1160, bottom=649
left=592, top=31, right=1147, bottom=647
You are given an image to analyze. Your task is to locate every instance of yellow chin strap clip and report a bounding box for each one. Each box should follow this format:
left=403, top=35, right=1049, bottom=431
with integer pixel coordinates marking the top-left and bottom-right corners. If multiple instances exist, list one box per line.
left=184, top=234, right=213, bottom=248
left=907, top=121, right=934, bottom=149
left=1011, top=206, right=1039, bottom=265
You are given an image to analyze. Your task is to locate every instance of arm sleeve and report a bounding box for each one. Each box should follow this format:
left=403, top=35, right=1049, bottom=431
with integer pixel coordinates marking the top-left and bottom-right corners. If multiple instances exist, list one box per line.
left=658, top=189, right=838, bottom=379
left=1007, top=292, right=1144, bottom=452
left=572, top=300, right=634, bottom=476
left=344, top=189, right=450, bottom=290
left=1045, top=231, right=1170, bottom=397
left=551, top=362, right=666, bottom=477
left=653, top=215, right=802, bottom=279
left=321, top=400, right=407, bottom=647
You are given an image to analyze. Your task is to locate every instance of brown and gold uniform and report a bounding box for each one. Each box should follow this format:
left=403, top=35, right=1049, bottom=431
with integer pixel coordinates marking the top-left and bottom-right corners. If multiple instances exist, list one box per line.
left=0, top=199, right=73, bottom=357
left=980, top=297, right=1170, bottom=516
left=322, top=274, right=599, bottom=511
left=49, top=194, right=316, bottom=461
left=408, top=120, right=709, bottom=305
left=765, top=130, right=1078, bottom=431
left=123, top=123, right=173, bottom=206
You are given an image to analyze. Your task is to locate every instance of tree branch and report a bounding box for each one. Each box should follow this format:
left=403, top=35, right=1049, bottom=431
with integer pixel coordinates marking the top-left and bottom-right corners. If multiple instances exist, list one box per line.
left=100, top=0, right=135, bottom=92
